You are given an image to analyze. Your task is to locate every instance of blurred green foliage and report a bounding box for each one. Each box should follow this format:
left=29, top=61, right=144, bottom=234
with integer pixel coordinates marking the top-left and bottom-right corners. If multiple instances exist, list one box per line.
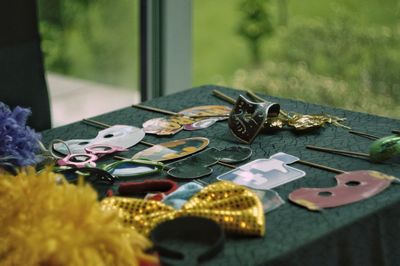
left=38, top=0, right=400, bottom=118
left=211, top=1, right=400, bottom=118
left=38, top=0, right=138, bottom=88
left=237, top=0, right=274, bottom=64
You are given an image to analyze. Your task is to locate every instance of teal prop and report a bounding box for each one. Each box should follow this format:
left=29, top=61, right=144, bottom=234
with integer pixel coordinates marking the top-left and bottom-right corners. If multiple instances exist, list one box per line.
left=102, top=159, right=164, bottom=177
left=369, top=135, right=400, bottom=162
left=307, top=134, right=400, bottom=163
left=166, top=146, right=252, bottom=179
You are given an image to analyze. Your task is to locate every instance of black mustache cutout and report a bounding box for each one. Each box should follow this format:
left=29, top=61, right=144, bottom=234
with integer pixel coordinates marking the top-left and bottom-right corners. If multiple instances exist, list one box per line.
left=166, top=146, right=252, bottom=179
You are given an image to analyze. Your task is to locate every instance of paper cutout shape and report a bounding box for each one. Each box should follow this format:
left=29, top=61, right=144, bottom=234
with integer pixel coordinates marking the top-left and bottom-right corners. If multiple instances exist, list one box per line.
left=216, top=152, right=305, bottom=190
left=143, top=105, right=231, bottom=135
left=251, top=189, right=285, bottom=213
left=183, top=118, right=219, bottom=131
left=289, top=170, right=397, bottom=211
left=179, top=105, right=231, bottom=119
left=132, top=137, right=210, bottom=162
left=369, top=135, right=400, bottom=162
left=228, top=95, right=280, bottom=144
left=167, top=146, right=252, bottom=179
left=142, top=117, right=183, bottom=135
left=53, top=125, right=145, bottom=155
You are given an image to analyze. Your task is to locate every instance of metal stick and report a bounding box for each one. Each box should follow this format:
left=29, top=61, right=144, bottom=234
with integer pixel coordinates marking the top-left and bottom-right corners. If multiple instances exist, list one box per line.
left=348, top=130, right=379, bottom=140
left=132, top=104, right=228, bottom=118
left=306, top=145, right=370, bottom=159
left=297, top=159, right=345, bottom=174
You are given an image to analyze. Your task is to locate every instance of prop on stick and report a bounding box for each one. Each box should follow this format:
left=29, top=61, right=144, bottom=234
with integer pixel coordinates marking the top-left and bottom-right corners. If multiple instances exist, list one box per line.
left=286, top=158, right=400, bottom=211
left=134, top=104, right=231, bottom=135
left=217, top=152, right=305, bottom=190
left=307, top=130, right=400, bottom=163
left=228, top=95, right=280, bottom=144
left=82, top=119, right=210, bottom=162
left=289, top=170, right=398, bottom=211
left=52, top=125, right=145, bottom=155
left=213, top=90, right=350, bottom=136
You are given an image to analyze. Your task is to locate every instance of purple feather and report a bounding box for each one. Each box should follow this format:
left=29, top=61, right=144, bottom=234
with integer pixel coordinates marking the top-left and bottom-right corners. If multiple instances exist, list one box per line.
left=0, top=102, right=41, bottom=167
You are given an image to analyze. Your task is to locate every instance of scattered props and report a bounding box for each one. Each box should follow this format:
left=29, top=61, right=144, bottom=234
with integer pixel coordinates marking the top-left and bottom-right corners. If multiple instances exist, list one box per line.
left=53, top=125, right=145, bottom=155
left=166, top=146, right=252, bottom=179
left=289, top=170, right=398, bottom=211
left=132, top=137, right=210, bottom=162
left=57, top=144, right=127, bottom=168
left=307, top=134, right=400, bottom=163
left=81, top=119, right=210, bottom=162
left=213, top=90, right=350, bottom=132
left=140, top=105, right=231, bottom=135
left=217, top=152, right=305, bottom=190
left=228, top=95, right=280, bottom=144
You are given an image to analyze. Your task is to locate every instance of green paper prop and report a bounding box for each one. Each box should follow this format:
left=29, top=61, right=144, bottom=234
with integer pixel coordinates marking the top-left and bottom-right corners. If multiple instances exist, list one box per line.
left=166, top=146, right=252, bottom=179
left=307, top=134, right=400, bottom=163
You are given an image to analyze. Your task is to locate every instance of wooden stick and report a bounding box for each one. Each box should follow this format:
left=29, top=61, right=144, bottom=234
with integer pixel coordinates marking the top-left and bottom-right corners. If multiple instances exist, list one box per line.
left=132, top=104, right=228, bottom=118
left=213, top=90, right=290, bottom=119
left=306, top=145, right=370, bottom=159
left=246, top=90, right=289, bottom=117
left=82, top=118, right=109, bottom=129
left=132, top=104, right=179, bottom=116
left=297, top=159, right=345, bottom=174
left=212, top=90, right=236, bottom=105
left=348, top=130, right=379, bottom=140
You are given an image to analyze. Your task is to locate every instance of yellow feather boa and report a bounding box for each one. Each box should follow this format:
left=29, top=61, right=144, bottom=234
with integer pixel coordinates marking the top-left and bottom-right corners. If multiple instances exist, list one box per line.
left=0, top=168, right=158, bottom=266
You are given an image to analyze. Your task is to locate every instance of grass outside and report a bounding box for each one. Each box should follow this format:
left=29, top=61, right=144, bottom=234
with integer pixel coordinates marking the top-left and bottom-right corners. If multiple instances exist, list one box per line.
left=39, top=0, right=400, bottom=119
left=193, top=0, right=400, bottom=119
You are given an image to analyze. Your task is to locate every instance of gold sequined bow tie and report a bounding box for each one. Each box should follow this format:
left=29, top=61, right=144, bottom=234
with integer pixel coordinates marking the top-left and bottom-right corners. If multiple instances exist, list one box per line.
left=101, top=181, right=265, bottom=237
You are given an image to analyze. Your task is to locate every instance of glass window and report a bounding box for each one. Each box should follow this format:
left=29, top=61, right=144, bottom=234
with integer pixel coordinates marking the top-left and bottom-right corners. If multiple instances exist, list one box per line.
left=193, top=0, right=400, bottom=119
left=38, top=0, right=139, bottom=126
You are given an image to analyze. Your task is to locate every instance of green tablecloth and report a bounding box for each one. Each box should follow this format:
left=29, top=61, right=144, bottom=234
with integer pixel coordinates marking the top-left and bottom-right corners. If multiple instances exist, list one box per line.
left=42, top=86, right=400, bottom=266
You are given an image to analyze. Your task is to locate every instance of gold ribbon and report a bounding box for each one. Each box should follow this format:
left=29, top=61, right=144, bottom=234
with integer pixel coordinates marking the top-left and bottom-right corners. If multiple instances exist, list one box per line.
left=267, top=112, right=349, bottom=130
left=101, top=181, right=265, bottom=237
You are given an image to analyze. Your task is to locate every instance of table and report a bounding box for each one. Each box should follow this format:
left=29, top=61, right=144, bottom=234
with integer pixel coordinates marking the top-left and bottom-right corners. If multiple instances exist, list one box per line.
left=42, top=85, right=400, bottom=266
